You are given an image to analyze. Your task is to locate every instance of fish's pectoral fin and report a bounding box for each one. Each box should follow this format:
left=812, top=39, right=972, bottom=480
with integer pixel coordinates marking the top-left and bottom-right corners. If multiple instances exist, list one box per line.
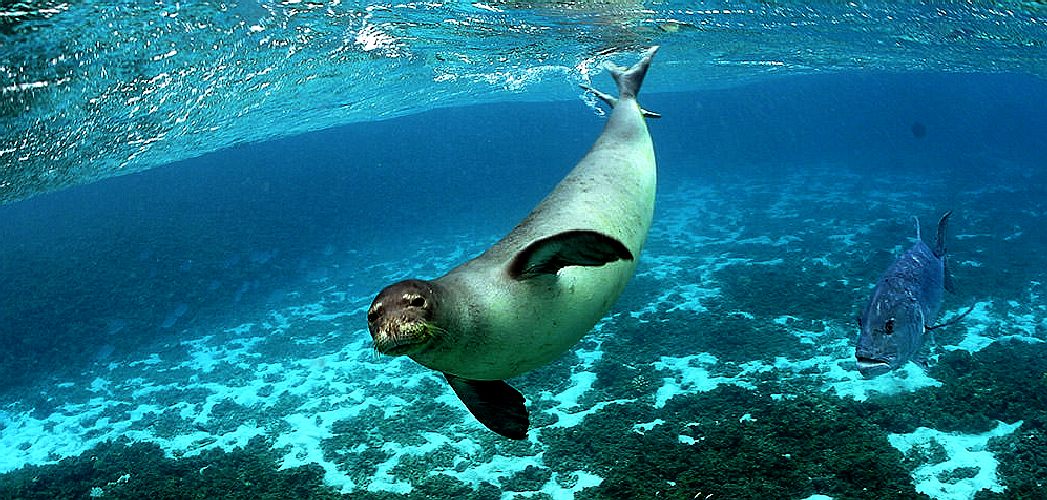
left=925, top=303, right=976, bottom=331
left=444, top=373, right=529, bottom=440
left=508, top=230, right=634, bottom=280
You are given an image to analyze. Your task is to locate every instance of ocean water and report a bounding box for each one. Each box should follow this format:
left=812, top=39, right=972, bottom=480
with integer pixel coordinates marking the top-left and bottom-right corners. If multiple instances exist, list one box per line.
left=2, top=1, right=1047, bottom=499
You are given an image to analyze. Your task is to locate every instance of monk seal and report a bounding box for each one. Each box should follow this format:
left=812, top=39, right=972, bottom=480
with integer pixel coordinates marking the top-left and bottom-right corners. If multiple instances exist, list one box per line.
left=367, top=47, right=660, bottom=439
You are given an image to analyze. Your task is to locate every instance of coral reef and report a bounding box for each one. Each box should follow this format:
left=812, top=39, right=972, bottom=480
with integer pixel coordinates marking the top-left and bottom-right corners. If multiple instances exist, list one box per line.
left=544, top=385, right=924, bottom=499
left=0, top=436, right=337, bottom=499
left=854, top=341, right=1047, bottom=435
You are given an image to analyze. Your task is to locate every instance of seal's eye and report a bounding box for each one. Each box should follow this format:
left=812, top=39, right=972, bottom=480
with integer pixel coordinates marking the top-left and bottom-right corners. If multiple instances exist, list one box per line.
left=367, top=306, right=382, bottom=323
left=884, top=319, right=895, bottom=335
left=410, top=296, right=426, bottom=308
left=856, top=316, right=863, bottom=327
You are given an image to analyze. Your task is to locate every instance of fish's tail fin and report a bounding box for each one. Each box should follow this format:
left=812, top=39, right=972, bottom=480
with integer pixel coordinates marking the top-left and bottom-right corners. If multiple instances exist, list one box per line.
left=935, top=210, right=955, bottom=292
left=582, top=46, right=660, bottom=118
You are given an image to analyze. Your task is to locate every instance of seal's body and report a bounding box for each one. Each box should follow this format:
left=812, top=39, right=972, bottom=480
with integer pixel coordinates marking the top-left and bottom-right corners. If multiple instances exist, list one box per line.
left=368, top=47, right=659, bottom=439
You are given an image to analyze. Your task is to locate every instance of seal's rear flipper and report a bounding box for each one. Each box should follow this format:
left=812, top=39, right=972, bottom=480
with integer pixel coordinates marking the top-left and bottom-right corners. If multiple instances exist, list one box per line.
left=580, top=85, right=661, bottom=118
left=605, top=46, right=658, bottom=100
left=445, top=373, right=529, bottom=440
left=508, top=230, right=634, bottom=280
left=584, top=46, right=660, bottom=117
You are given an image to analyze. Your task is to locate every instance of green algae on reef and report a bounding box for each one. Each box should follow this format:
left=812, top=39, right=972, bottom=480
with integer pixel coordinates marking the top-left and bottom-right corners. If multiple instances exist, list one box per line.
left=0, top=436, right=337, bottom=500
left=543, top=386, right=923, bottom=500
left=853, top=341, right=1047, bottom=435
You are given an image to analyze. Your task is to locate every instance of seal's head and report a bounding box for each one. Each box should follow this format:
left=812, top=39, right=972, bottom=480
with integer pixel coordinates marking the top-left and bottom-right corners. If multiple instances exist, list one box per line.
left=368, top=279, right=443, bottom=356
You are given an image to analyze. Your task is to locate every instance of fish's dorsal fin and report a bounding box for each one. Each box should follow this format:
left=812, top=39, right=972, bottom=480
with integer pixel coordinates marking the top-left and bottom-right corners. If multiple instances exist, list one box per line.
left=935, top=211, right=954, bottom=291
left=508, top=230, right=633, bottom=280
left=444, top=373, right=528, bottom=440
left=934, top=210, right=953, bottom=258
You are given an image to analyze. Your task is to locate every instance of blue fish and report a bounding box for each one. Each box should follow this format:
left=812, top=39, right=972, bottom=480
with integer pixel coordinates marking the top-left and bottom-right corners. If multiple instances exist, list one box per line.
left=855, top=211, right=972, bottom=378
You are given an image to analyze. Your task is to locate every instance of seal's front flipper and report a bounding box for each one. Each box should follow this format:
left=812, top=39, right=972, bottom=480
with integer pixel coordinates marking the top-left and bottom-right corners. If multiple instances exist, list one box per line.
left=444, top=373, right=529, bottom=440
left=508, top=230, right=633, bottom=280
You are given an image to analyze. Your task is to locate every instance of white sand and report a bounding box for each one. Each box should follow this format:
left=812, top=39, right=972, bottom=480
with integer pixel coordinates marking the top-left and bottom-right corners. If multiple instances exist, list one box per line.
left=888, top=421, right=1023, bottom=499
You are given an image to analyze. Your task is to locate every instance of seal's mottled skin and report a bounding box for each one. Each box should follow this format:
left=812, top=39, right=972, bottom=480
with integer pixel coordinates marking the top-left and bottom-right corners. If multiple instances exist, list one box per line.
left=412, top=88, right=654, bottom=381
left=367, top=48, right=659, bottom=438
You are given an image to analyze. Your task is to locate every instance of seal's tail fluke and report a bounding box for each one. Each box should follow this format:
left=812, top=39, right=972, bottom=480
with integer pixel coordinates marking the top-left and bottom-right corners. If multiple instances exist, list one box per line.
left=934, top=210, right=955, bottom=292
left=581, top=46, right=660, bottom=118
left=607, top=45, right=659, bottom=100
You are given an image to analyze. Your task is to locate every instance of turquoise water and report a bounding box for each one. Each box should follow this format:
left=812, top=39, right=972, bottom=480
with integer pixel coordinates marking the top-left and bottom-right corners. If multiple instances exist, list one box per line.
left=2, top=1, right=1047, bottom=499
left=3, top=1, right=1044, bottom=203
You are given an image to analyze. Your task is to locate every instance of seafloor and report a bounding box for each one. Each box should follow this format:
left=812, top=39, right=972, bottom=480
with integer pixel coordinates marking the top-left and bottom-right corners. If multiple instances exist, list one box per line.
left=1, top=146, right=1044, bottom=499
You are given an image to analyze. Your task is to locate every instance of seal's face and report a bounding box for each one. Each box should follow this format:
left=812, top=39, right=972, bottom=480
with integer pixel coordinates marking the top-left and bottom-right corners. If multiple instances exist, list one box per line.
left=367, top=279, right=441, bottom=356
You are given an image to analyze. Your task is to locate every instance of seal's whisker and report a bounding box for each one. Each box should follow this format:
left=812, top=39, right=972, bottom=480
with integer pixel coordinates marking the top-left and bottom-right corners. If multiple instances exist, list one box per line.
left=423, top=322, right=448, bottom=335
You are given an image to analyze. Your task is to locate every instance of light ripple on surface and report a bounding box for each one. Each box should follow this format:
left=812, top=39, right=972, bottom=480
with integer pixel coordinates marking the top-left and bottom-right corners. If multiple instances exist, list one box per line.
left=2, top=1, right=1046, bottom=204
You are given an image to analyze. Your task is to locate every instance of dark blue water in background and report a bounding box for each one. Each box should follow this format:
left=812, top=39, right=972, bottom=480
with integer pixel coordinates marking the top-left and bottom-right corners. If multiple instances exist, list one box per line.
left=1, top=70, right=1044, bottom=400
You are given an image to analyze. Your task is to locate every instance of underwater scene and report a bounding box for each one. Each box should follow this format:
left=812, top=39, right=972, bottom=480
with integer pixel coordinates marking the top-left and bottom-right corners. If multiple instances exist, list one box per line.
left=3, top=1, right=1047, bottom=499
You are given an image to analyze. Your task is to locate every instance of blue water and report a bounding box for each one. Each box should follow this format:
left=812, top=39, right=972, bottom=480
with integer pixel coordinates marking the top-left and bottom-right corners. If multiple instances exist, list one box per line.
left=2, top=1, right=1047, bottom=499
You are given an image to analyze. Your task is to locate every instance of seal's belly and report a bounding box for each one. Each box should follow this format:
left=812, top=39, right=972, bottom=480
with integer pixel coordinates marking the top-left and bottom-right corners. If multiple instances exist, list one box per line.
left=498, top=262, right=634, bottom=376
left=417, top=260, right=636, bottom=380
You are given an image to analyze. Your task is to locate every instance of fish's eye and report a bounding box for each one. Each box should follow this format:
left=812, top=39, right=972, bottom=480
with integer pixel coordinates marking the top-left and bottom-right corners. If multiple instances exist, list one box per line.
left=410, top=296, right=426, bottom=308
left=884, top=319, right=895, bottom=335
